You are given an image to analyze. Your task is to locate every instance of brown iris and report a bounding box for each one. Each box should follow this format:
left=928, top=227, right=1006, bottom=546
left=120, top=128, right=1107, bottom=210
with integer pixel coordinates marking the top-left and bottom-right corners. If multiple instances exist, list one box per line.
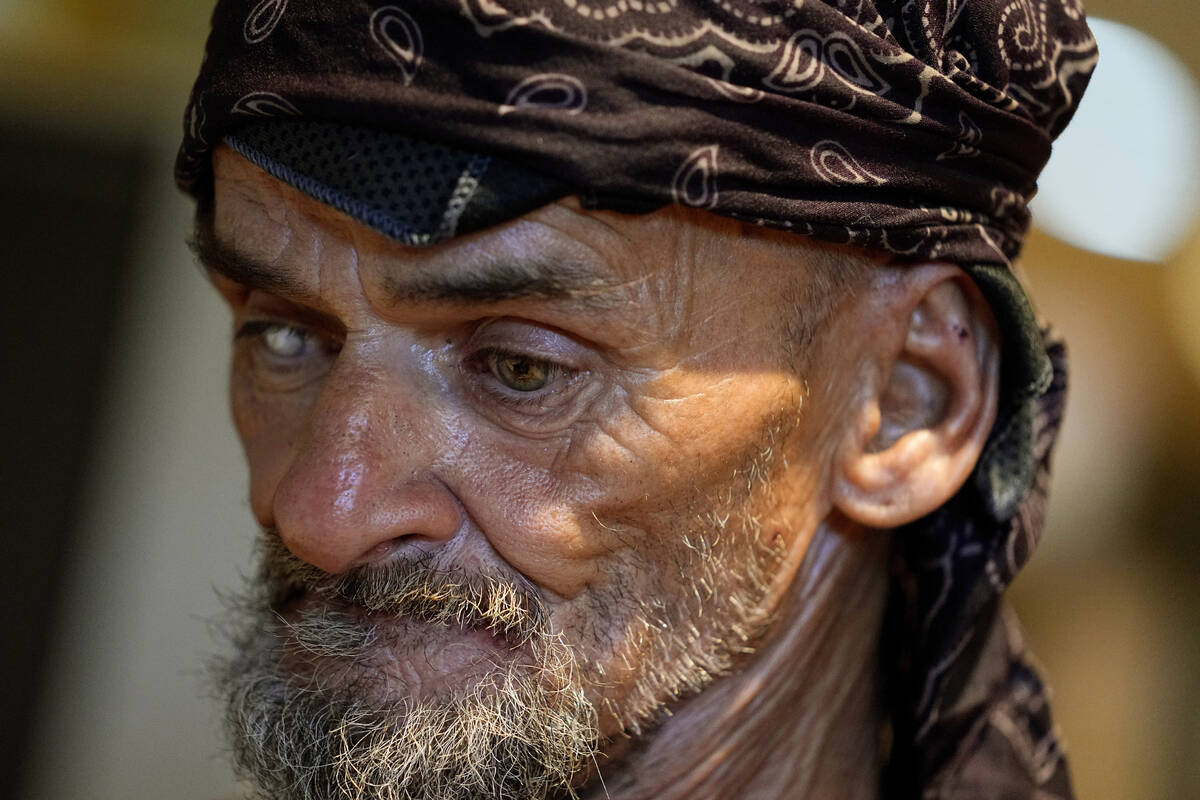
left=492, top=353, right=551, bottom=392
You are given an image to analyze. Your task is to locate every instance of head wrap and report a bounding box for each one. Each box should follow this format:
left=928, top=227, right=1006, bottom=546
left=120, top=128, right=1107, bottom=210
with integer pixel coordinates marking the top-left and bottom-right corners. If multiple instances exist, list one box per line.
left=179, top=0, right=1097, bottom=265
left=177, top=1, right=1097, bottom=796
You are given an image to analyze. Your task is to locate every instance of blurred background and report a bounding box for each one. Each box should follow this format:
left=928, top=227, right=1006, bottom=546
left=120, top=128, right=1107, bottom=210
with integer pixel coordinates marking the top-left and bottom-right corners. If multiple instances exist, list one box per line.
left=1, top=1, right=1196, bottom=798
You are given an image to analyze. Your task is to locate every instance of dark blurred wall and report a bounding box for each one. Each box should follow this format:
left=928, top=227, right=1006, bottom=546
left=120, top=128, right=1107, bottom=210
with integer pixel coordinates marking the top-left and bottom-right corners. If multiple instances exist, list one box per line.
left=0, top=118, right=146, bottom=797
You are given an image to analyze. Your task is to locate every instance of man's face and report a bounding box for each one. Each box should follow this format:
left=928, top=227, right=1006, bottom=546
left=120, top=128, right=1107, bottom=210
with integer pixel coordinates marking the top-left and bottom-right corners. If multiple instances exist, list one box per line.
left=204, top=147, right=855, bottom=797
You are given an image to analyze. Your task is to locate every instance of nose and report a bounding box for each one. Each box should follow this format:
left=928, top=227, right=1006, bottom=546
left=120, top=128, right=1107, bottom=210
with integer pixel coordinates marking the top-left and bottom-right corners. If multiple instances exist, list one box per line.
left=269, top=365, right=463, bottom=575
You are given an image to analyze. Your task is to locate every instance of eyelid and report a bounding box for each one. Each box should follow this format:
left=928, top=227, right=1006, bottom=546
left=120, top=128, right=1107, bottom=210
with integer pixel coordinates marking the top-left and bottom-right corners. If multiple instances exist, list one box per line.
left=235, top=319, right=293, bottom=341
left=240, top=289, right=346, bottom=342
left=470, top=318, right=589, bottom=369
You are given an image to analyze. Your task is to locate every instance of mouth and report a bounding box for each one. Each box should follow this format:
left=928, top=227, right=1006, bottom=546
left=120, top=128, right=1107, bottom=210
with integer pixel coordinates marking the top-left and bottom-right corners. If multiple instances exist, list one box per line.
left=256, top=538, right=554, bottom=698
left=272, top=589, right=536, bottom=699
left=276, top=583, right=533, bottom=643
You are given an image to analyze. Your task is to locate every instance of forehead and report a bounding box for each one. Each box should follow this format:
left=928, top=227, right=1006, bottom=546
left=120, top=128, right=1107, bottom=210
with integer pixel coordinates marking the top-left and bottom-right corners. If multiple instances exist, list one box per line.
left=208, top=145, right=838, bottom=299
left=212, top=145, right=679, bottom=296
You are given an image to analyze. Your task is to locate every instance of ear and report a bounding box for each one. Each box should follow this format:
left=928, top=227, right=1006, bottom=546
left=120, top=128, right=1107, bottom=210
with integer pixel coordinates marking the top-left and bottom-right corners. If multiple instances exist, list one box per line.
left=831, top=264, right=1000, bottom=528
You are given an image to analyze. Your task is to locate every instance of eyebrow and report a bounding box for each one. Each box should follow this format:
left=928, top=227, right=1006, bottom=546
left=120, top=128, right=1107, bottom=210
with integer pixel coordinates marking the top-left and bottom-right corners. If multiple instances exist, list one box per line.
left=189, top=214, right=623, bottom=312
left=189, top=214, right=305, bottom=296
left=380, top=260, right=617, bottom=309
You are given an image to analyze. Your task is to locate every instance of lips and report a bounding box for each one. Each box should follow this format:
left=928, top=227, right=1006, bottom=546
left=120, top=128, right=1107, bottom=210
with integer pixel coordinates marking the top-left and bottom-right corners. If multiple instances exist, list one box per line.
left=276, top=587, right=523, bottom=657
left=271, top=595, right=535, bottom=705
left=257, top=531, right=550, bottom=649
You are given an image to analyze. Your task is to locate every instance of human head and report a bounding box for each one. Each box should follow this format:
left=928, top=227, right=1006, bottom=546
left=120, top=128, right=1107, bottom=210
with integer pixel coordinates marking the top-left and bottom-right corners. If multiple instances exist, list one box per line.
left=180, top=1, right=1096, bottom=797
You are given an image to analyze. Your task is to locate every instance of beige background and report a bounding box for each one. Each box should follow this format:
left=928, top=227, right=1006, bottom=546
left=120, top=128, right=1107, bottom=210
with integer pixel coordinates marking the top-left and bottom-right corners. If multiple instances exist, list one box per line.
left=5, top=1, right=1198, bottom=798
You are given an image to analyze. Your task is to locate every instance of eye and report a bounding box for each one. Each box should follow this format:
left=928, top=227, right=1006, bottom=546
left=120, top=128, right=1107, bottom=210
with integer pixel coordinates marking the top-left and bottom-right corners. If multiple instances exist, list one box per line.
left=460, top=320, right=598, bottom=431
left=234, top=319, right=338, bottom=391
left=489, top=352, right=553, bottom=392
left=262, top=324, right=310, bottom=358
left=237, top=321, right=320, bottom=360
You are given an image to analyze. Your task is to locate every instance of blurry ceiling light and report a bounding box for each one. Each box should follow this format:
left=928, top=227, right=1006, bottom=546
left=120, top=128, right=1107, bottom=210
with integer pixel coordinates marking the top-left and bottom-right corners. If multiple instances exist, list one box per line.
left=1031, top=18, right=1200, bottom=263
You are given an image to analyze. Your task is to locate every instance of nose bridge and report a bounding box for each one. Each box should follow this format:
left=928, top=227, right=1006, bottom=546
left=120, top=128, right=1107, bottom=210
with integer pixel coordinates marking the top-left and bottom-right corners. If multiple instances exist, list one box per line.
left=316, top=381, right=387, bottom=518
left=273, top=355, right=462, bottom=574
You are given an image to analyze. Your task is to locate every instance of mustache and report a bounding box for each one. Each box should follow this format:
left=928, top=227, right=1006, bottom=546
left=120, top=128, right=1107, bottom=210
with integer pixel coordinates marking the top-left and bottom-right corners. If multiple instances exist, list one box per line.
left=256, top=530, right=550, bottom=645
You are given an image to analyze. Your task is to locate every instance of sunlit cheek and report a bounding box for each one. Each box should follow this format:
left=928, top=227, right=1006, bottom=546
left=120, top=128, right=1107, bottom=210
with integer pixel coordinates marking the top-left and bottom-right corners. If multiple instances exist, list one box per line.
left=460, top=459, right=612, bottom=597
left=468, top=405, right=701, bottom=590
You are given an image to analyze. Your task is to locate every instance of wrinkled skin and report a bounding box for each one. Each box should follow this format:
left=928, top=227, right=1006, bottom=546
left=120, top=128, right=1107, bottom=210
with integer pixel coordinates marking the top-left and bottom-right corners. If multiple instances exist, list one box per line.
left=203, top=145, right=999, bottom=799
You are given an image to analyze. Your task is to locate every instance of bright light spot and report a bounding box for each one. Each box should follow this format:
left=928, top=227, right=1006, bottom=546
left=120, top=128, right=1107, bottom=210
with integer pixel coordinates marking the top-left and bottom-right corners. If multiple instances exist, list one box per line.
left=1032, top=18, right=1200, bottom=263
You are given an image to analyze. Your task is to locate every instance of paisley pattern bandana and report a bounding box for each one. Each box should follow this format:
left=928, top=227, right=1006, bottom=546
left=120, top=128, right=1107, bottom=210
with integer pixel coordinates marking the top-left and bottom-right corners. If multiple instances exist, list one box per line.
left=177, top=1, right=1096, bottom=797
left=178, top=0, right=1098, bottom=268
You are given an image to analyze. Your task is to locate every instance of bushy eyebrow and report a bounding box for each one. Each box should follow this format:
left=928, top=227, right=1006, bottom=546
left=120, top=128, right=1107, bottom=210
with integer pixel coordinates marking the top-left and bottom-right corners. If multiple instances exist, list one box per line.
left=189, top=214, right=305, bottom=297
left=379, top=260, right=619, bottom=309
left=189, top=214, right=624, bottom=312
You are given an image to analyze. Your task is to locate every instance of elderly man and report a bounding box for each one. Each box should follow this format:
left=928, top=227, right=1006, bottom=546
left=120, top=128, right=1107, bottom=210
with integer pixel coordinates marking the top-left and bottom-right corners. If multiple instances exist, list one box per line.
left=177, top=1, right=1097, bottom=798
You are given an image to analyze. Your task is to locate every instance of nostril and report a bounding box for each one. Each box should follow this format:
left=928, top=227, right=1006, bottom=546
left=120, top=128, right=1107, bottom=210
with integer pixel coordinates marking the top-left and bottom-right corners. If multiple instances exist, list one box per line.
left=359, top=537, right=403, bottom=564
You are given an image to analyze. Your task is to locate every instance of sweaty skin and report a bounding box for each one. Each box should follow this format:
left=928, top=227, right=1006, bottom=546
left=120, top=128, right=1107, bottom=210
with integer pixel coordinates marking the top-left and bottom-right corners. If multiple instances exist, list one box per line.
left=205, top=145, right=998, bottom=799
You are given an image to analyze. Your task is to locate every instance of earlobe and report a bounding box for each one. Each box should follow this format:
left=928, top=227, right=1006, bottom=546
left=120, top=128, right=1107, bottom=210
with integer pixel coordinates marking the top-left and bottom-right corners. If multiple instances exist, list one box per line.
left=832, top=266, right=1000, bottom=529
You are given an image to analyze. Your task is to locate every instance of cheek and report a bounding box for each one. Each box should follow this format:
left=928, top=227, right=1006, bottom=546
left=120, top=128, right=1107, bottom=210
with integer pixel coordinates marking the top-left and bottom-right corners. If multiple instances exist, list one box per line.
left=441, top=424, right=618, bottom=599
left=231, top=372, right=318, bottom=524
left=447, top=371, right=804, bottom=602
left=604, top=369, right=805, bottom=511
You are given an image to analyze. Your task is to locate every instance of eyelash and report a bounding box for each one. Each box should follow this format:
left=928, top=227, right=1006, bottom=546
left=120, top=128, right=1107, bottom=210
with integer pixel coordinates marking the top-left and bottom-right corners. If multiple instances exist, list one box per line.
left=236, top=320, right=292, bottom=339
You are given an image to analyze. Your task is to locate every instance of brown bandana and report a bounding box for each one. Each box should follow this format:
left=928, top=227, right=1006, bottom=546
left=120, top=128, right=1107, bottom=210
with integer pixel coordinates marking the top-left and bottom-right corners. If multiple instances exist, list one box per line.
left=178, top=0, right=1097, bottom=272
left=177, top=1, right=1098, bottom=797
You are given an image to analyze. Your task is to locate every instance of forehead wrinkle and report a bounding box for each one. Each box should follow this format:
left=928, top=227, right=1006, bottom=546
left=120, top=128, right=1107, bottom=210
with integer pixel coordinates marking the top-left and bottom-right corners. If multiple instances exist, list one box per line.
left=356, top=204, right=667, bottom=318
left=548, top=231, right=675, bottom=329
left=530, top=203, right=647, bottom=287
left=211, top=148, right=372, bottom=310
left=546, top=203, right=699, bottom=353
left=598, top=217, right=696, bottom=366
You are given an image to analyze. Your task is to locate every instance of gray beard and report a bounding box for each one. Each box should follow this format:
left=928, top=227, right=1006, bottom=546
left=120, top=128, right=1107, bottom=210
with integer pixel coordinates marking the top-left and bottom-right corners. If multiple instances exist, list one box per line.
left=212, top=544, right=598, bottom=800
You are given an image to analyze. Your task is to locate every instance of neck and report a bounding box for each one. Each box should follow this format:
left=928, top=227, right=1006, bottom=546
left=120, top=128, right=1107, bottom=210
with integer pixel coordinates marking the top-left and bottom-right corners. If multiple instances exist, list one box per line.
left=587, top=523, right=889, bottom=800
